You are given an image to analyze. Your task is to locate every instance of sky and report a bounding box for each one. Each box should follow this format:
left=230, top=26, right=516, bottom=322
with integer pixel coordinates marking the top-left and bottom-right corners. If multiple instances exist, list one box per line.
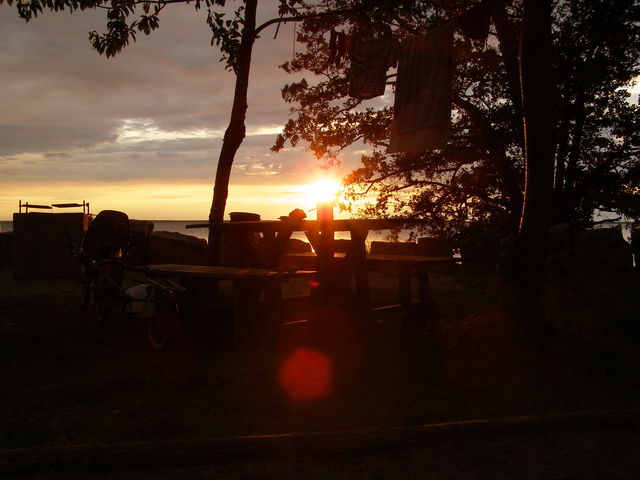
left=3, top=3, right=637, bottom=223
left=0, top=1, right=368, bottom=220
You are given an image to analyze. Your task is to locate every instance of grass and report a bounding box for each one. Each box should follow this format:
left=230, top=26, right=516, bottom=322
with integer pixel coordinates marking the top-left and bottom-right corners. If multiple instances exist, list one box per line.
left=1, top=266, right=639, bottom=451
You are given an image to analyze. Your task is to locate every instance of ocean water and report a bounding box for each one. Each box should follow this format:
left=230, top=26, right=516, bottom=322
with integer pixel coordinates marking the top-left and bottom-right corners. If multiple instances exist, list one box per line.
left=152, top=220, right=210, bottom=241
left=0, top=219, right=411, bottom=243
left=2, top=219, right=632, bottom=243
left=151, top=220, right=412, bottom=243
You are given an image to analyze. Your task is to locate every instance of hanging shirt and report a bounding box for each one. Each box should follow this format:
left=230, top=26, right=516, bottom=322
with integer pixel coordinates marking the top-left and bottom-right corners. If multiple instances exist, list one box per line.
left=348, top=36, right=397, bottom=100
left=389, top=22, right=454, bottom=153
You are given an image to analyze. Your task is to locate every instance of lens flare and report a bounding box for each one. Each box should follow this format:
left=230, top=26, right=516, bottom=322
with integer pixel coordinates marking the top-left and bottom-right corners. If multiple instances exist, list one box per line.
left=278, top=348, right=333, bottom=403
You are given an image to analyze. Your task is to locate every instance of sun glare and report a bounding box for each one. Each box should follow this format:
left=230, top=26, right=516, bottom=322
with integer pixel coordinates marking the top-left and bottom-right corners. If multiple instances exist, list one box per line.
left=309, top=179, right=341, bottom=203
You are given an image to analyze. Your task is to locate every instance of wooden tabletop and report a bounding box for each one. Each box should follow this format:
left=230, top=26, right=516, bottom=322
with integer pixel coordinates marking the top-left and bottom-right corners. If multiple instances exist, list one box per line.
left=186, top=218, right=421, bottom=233
left=150, top=264, right=316, bottom=280
left=283, top=252, right=456, bottom=263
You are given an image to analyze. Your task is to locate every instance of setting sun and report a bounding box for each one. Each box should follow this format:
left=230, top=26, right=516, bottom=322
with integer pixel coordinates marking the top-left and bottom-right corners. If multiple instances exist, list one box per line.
left=309, top=179, right=341, bottom=203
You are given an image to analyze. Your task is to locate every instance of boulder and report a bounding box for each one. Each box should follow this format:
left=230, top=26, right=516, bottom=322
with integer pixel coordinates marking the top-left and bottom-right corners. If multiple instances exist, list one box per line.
left=148, top=231, right=207, bottom=266
left=632, top=226, right=639, bottom=270
left=417, top=237, right=453, bottom=257
left=128, top=220, right=154, bottom=263
left=459, top=230, right=503, bottom=271
left=0, top=232, right=12, bottom=271
left=286, top=238, right=312, bottom=253
left=370, top=241, right=418, bottom=256
left=546, top=223, right=573, bottom=276
left=12, top=212, right=87, bottom=279
left=333, top=239, right=352, bottom=253
left=572, top=227, right=633, bottom=272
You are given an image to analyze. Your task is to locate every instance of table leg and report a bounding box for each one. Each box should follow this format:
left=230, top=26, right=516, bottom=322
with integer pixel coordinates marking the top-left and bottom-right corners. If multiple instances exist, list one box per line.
left=232, top=279, right=265, bottom=346
left=349, top=227, right=370, bottom=315
left=264, top=226, right=294, bottom=267
left=305, top=225, right=335, bottom=300
left=417, top=267, right=430, bottom=303
left=398, top=263, right=412, bottom=309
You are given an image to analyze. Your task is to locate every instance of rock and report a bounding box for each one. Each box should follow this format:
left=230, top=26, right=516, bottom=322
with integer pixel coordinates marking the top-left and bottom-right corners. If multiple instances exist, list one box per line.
left=332, top=239, right=352, bottom=253
left=12, top=212, right=87, bottom=279
left=632, top=227, right=639, bottom=270
left=286, top=238, right=312, bottom=253
left=417, top=237, right=453, bottom=257
left=370, top=241, right=418, bottom=255
left=148, top=231, right=207, bottom=266
left=572, top=227, right=633, bottom=272
left=546, top=222, right=573, bottom=277
left=459, top=230, right=503, bottom=271
left=0, top=232, right=12, bottom=271
left=128, top=220, right=154, bottom=263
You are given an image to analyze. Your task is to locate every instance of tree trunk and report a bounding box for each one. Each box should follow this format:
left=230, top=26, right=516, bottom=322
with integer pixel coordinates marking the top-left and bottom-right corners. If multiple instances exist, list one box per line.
left=492, top=0, right=523, bottom=130
left=551, top=103, right=570, bottom=225
left=504, top=0, right=555, bottom=334
left=207, top=0, right=258, bottom=265
left=562, top=92, right=586, bottom=222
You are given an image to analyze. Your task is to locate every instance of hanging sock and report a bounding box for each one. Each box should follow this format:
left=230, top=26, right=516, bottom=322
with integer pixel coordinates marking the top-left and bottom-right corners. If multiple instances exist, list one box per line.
left=328, top=29, right=338, bottom=65
left=389, top=22, right=454, bottom=153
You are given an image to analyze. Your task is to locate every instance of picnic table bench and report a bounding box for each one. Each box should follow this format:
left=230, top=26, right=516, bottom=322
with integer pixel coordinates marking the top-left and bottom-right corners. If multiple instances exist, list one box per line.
left=280, top=252, right=458, bottom=312
left=149, top=264, right=316, bottom=281
left=164, top=217, right=456, bottom=343
left=149, top=264, right=317, bottom=343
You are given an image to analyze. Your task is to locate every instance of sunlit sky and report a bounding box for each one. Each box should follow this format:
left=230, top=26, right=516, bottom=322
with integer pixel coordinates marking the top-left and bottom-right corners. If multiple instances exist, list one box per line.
left=2, top=4, right=638, bottom=222
left=0, top=1, right=374, bottom=220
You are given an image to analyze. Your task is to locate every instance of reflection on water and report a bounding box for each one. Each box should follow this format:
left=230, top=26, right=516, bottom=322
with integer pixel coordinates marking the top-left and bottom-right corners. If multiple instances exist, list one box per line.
left=151, top=220, right=413, bottom=245
left=2, top=218, right=633, bottom=245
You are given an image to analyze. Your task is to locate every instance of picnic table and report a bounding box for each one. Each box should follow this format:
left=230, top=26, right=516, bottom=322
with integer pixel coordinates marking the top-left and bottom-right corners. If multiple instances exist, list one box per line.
left=150, top=218, right=455, bottom=342
left=189, top=219, right=403, bottom=295
left=199, top=218, right=452, bottom=304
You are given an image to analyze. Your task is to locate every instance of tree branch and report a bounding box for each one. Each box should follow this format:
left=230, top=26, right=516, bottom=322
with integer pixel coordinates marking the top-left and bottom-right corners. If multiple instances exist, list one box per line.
left=255, top=5, right=366, bottom=37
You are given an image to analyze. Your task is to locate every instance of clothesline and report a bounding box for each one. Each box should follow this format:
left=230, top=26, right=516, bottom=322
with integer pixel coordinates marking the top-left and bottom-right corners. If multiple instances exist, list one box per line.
left=330, top=0, right=502, bottom=153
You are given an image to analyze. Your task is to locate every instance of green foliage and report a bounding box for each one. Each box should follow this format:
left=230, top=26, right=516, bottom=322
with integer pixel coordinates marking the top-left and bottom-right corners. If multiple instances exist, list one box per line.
left=552, top=0, right=640, bottom=225
left=0, top=0, right=261, bottom=68
left=274, top=0, right=640, bottom=237
left=273, top=0, right=525, bottom=239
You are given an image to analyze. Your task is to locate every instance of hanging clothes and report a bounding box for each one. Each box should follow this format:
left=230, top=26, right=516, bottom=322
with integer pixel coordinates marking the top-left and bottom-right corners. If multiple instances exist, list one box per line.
left=348, top=34, right=397, bottom=100
left=328, top=29, right=338, bottom=65
left=327, top=30, right=349, bottom=67
left=389, top=22, right=454, bottom=153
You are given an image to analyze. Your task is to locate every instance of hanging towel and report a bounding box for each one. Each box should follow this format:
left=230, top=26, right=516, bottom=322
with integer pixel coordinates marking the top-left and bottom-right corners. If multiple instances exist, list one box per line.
left=389, top=22, right=454, bottom=153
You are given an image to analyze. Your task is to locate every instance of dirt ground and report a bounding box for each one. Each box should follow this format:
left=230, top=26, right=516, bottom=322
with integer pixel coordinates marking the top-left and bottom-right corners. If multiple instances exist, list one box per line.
left=1, top=265, right=639, bottom=478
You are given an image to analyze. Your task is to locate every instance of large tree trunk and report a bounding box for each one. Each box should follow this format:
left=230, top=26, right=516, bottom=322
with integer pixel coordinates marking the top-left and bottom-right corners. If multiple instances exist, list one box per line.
left=504, top=0, right=555, bottom=334
left=207, top=0, right=258, bottom=265
left=492, top=0, right=523, bottom=130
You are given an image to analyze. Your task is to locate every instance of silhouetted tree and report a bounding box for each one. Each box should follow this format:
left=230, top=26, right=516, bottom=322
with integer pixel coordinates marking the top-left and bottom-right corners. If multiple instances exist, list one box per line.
left=273, top=0, right=638, bottom=330
left=551, top=0, right=640, bottom=226
left=274, top=0, right=639, bottom=235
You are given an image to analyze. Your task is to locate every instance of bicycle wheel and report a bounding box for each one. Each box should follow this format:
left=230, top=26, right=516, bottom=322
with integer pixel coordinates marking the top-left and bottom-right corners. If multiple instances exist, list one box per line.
left=147, top=301, right=178, bottom=351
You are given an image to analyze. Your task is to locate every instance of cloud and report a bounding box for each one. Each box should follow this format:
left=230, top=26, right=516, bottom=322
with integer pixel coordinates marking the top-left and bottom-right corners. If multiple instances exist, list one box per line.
left=0, top=3, right=356, bottom=219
